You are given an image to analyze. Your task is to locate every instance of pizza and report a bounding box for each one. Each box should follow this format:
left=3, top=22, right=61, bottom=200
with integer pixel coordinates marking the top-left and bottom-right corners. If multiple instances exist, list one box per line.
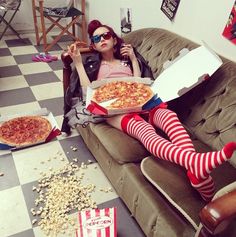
left=92, top=81, right=153, bottom=109
left=0, top=116, right=52, bottom=147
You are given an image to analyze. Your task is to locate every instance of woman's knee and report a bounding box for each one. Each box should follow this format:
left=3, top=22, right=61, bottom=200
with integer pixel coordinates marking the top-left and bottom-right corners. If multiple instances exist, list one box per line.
left=155, top=108, right=178, bottom=119
left=107, top=113, right=144, bottom=132
left=106, top=114, right=126, bottom=130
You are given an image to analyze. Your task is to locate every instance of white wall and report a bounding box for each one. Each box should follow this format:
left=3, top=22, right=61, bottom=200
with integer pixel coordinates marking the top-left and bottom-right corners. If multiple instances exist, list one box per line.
left=87, top=0, right=236, bottom=62
left=2, top=0, right=236, bottom=62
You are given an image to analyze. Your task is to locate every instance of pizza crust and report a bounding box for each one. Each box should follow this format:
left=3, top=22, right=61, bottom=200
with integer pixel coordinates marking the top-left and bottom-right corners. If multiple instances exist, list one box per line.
left=0, top=116, right=52, bottom=147
left=92, top=81, right=153, bottom=109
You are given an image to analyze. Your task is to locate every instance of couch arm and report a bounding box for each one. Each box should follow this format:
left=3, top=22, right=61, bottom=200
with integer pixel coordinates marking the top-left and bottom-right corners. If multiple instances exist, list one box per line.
left=61, top=51, right=73, bottom=95
left=199, top=189, right=236, bottom=235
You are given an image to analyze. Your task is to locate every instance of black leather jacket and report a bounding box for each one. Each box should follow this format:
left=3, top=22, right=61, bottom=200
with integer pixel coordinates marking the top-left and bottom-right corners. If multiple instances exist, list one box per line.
left=62, top=48, right=154, bottom=133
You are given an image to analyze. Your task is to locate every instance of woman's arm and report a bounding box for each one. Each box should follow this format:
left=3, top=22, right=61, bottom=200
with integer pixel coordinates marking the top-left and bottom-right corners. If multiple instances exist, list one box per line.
left=75, top=63, right=91, bottom=87
left=130, top=57, right=141, bottom=77
left=67, top=43, right=91, bottom=87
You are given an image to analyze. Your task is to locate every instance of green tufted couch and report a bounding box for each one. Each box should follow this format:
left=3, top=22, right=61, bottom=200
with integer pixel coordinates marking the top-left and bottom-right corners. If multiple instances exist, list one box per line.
left=62, top=28, right=236, bottom=237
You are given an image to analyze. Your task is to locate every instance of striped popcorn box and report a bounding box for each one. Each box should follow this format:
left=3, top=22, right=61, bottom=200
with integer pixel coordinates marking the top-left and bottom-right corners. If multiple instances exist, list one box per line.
left=76, top=207, right=117, bottom=237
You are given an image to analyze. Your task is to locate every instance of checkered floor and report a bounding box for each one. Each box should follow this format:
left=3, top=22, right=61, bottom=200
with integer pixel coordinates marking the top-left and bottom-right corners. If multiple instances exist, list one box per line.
left=0, top=34, right=145, bottom=237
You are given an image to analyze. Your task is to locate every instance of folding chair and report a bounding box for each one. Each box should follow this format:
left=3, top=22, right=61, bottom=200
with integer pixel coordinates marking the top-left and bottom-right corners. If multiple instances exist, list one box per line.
left=32, top=0, right=87, bottom=53
left=0, top=0, right=22, bottom=40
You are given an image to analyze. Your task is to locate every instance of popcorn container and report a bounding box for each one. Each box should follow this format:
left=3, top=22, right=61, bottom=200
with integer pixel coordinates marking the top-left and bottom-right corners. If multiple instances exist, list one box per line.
left=76, top=207, right=117, bottom=237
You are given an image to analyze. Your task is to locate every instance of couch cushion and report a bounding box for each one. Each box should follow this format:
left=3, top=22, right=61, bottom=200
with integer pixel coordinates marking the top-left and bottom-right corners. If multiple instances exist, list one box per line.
left=167, top=60, right=236, bottom=169
left=123, top=28, right=197, bottom=79
left=89, top=123, right=149, bottom=164
left=141, top=156, right=236, bottom=229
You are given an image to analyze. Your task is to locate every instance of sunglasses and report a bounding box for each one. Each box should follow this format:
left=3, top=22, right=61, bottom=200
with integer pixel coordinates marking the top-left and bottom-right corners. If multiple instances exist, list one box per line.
left=91, top=31, right=113, bottom=43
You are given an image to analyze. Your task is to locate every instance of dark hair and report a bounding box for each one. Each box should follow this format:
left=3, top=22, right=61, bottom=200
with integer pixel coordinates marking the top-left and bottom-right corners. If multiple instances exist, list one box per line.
left=87, top=19, right=124, bottom=59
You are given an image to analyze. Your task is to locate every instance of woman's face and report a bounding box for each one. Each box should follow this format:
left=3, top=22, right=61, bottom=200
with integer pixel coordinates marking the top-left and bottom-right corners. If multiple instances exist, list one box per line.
left=91, top=26, right=117, bottom=53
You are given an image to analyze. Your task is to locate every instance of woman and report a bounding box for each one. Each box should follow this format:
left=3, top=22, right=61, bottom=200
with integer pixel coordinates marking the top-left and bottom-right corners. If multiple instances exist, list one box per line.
left=66, top=19, right=236, bottom=201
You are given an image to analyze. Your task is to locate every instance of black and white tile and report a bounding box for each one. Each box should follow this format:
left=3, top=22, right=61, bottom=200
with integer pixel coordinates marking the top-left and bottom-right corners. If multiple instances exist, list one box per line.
left=0, top=34, right=145, bottom=237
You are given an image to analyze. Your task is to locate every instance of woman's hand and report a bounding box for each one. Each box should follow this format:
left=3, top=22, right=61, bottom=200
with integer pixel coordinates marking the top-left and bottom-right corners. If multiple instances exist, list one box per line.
left=120, top=44, right=137, bottom=63
left=67, top=43, right=83, bottom=65
left=120, top=43, right=141, bottom=77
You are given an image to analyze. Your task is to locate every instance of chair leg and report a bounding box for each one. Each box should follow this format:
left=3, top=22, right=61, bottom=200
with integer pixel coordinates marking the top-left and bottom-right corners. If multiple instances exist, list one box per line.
left=0, top=11, right=7, bottom=24
left=44, top=16, right=87, bottom=52
left=0, top=10, right=22, bottom=40
left=46, top=16, right=75, bottom=38
left=38, top=18, right=60, bottom=43
left=72, top=16, right=76, bottom=37
left=81, top=0, right=87, bottom=43
left=31, top=0, right=87, bottom=53
left=38, top=0, right=48, bottom=52
left=31, top=0, right=40, bottom=45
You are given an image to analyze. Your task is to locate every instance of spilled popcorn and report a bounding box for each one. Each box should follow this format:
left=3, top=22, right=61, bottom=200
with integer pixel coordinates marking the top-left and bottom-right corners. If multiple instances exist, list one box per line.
left=31, top=161, right=97, bottom=236
left=30, top=150, right=114, bottom=236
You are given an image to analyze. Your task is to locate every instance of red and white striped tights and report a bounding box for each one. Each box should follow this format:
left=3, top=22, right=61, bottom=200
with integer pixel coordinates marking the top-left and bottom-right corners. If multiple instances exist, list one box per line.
left=121, top=108, right=236, bottom=201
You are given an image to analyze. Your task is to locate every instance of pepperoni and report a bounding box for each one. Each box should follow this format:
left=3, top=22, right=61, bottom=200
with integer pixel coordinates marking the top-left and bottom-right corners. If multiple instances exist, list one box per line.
left=0, top=116, right=52, bottom=146
left=93, top=81, right=153, bottom=107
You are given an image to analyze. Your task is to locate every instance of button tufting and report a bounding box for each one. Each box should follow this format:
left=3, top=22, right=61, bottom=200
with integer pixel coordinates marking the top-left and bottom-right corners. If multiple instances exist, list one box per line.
left=137, top=43, right=142, bottom=47
left=118, top=177, right=123, bottom=184
left=220, top=88, right=226, bottom=94
left=201, top=118, right=206, bottom=123
left=200, top=99, right=206, bottom=105
left=154, top=68, right=158, bottom=73
left=152, top=226, right=156, bottom=232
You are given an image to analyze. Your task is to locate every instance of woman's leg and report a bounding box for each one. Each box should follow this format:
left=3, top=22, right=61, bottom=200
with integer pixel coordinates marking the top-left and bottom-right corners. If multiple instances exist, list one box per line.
left=150, top=108, right=195, bottom=151
left=120, top=114, right=236, bottom=196
left=107, top=113, right=235, bottom=201
left=187, top=171, right=215, bottom=201
left=106, top=114, right=128, bottom=130
left=150, top=108, right=216, bottom=200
